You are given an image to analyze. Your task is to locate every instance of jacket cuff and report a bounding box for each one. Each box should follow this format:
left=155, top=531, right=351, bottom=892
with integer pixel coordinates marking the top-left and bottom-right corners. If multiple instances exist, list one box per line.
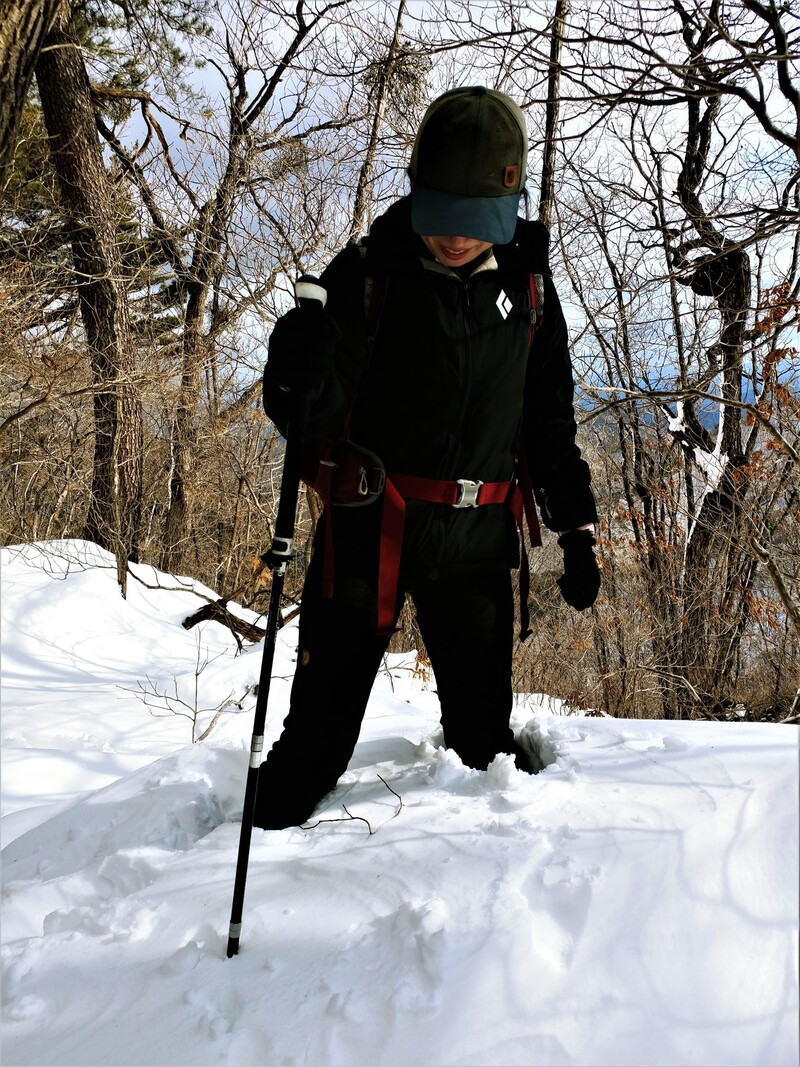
left=558, top=522, right=596, bottom=536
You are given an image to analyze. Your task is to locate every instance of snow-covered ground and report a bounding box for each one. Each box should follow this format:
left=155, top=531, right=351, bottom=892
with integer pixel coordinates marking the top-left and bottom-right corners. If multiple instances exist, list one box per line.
left=1, top=540, right=798, bottom=1067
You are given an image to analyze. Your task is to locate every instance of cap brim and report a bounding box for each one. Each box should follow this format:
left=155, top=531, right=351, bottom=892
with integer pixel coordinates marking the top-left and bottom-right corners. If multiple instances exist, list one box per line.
left=411, top=186, right=519, bottom=245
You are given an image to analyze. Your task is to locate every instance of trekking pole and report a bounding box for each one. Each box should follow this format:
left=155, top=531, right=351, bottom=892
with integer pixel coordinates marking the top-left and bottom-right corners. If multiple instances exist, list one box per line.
left=226, top=275, right=327, bottom=959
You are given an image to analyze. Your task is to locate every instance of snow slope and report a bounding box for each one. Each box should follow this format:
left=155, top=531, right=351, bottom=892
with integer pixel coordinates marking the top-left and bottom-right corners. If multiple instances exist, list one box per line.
left=2, top=540, right=798, bottom=1067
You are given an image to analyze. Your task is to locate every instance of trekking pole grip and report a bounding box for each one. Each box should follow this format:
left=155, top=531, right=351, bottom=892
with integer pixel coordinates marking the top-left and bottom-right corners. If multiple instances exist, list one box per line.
left=225, top=274, right=326, bottom=959
left=295, top=274, right=327, bottom=310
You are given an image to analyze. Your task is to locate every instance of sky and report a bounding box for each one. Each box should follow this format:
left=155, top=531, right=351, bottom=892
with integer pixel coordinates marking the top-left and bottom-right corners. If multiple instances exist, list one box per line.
left=1, top=539, right=798, bottom=1067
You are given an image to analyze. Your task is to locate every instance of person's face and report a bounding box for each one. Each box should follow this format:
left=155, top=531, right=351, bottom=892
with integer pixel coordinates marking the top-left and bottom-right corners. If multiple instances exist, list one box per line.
left=421, top=234, right=492, bottom=267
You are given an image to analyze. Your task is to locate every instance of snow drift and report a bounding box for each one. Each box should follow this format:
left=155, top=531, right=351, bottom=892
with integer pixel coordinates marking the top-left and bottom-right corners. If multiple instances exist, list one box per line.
left=2, top=541, right=798, bottom=1066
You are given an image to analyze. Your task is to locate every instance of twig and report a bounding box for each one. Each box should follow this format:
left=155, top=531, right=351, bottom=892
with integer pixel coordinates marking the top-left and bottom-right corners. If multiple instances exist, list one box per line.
left=341, top=805, right=374, bottom=833
left=302, top=776, right=404, bottom=834
left=302, top=807, right=375, bottom=835
left=377, top=774, right=404, bottom=820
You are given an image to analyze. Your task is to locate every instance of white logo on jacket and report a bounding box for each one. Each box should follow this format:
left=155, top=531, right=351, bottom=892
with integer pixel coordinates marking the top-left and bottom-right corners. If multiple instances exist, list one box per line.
left=496, top=291, right=513, bottom=319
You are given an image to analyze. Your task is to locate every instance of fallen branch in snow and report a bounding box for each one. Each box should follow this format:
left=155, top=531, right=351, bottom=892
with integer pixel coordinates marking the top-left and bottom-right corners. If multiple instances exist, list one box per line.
left=182, top=599, right=265, bottom=647
left=301, top=776, right=404, bottom=834
left=126, top=566, right=217, bottom=600
left=302, top=807, right=376, bottom=834
left=125, top=565, right=279, bottom=651
left=343, top=806, right=375, bottom=833
left=377, top=774, right=404, bottom=814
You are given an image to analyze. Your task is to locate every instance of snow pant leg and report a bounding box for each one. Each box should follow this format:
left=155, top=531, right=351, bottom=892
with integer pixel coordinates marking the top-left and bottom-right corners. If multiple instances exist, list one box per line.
left=253, top=542, right=394, bottom=830
left=411, top=565, right=523, bottom=771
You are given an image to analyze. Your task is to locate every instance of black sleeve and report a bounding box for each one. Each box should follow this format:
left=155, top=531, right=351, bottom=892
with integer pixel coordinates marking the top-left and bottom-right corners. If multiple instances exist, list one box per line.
left=262, top=243, right=369, bottom=439
left=522, top=276, right=598, bottom=532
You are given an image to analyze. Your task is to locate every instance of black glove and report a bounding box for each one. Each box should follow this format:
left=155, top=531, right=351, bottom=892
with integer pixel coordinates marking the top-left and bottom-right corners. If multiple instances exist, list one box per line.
left=557, top=530, right=600, bottom=611
left=265, top=306, right=341, bottom=398
left=512, top=217, right=550, bottom=273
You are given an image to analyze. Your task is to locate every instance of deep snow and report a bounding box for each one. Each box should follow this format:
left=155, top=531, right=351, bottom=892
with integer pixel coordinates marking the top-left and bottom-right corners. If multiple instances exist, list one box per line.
left=1, top=540, right=798, bottom=1067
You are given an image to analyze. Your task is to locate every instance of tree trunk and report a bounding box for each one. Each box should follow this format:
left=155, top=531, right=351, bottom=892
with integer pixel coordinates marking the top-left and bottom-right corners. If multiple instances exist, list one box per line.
left=0, top=0, right=60, bottom=174
left=162, top=308, right=204, bottom=573
left=677, top=92, right=753, bottom=710
left=538, top=0, right=569, bottom=228
left=35, top=1, right=142, bottom=592
left=348, top=0, right=407, bottom=244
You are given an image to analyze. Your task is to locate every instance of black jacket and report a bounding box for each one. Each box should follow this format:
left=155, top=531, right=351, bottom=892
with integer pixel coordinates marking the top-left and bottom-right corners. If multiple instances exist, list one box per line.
left=264, top=197, right=596, bottom=574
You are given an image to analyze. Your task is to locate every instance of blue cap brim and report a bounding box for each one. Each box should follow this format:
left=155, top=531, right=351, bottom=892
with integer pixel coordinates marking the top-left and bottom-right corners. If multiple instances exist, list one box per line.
left=411, top=186, right=519, bottom=245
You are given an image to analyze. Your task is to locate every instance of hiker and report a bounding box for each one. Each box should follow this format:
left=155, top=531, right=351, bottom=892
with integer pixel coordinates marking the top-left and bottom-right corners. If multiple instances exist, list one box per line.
left=254, top=86, right=599, bottom=829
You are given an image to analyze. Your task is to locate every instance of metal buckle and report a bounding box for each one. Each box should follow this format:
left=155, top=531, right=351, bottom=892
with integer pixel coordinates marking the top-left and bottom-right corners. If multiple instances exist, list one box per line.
left=357, top=465, right=386, bottom=498
left=454, top=478, right=483, bottom=508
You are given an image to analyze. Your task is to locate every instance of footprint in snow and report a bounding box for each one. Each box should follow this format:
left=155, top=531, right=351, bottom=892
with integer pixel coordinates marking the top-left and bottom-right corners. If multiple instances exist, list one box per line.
left=184, top=983, right=243, bottom=1041
left=355, top=897, right=449, bottom=1021
left=521, top=850, right=598, bottom=970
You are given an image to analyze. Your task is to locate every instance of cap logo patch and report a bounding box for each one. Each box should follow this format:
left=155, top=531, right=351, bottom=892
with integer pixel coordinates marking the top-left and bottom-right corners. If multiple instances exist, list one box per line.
left=502, top=164, right=519, bottom=188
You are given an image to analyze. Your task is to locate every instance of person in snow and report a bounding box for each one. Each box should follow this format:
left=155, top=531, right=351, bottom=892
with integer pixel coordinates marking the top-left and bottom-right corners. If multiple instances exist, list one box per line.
left=255, top=86, right=599, bottom=829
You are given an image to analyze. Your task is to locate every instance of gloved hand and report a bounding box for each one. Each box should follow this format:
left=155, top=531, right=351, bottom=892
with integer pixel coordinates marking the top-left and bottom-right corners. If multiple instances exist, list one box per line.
left=512, top=217, right=550, bottom=272
left=557, top=529, right=600, bottom=611
left=266, top=306, right=341, bottom=399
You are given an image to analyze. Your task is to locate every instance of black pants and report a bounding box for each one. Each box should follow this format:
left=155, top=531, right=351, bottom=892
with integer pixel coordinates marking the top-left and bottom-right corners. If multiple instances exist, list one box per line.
left=253, top=519, right=522, bottom=829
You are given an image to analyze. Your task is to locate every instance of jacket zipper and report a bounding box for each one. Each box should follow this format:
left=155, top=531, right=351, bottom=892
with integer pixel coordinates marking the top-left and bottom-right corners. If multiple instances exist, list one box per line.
left=456, top=278, right=474, bottom=473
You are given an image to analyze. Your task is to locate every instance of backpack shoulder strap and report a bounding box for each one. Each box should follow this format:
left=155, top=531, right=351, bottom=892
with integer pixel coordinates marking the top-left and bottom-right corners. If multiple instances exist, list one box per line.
left=358, top=239, right=389, bottom=349
left=527, top=271, right=545, bottom=347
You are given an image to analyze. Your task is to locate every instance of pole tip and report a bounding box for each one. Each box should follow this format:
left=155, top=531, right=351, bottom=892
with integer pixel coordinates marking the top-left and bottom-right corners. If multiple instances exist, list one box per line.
left=226, top=920, right=242, bottom=957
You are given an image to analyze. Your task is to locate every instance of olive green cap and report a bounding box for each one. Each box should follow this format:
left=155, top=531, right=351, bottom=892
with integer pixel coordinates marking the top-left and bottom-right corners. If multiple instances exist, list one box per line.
left=409, top=86, right=528, bottom=244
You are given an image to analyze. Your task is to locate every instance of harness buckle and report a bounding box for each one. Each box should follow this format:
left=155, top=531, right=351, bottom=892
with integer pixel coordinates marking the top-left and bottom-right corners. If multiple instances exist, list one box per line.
left=454, top=478, right=483, bottom=508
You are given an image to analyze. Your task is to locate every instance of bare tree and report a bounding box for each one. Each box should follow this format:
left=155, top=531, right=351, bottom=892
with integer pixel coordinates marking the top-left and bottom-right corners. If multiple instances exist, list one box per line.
left=544, top=0, right=800, bottom=715
left=35, top=1, right=143, bottom=591
left=348, top=0, right=409, bottom=243
left=93, top=0, right=358, bottom=575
